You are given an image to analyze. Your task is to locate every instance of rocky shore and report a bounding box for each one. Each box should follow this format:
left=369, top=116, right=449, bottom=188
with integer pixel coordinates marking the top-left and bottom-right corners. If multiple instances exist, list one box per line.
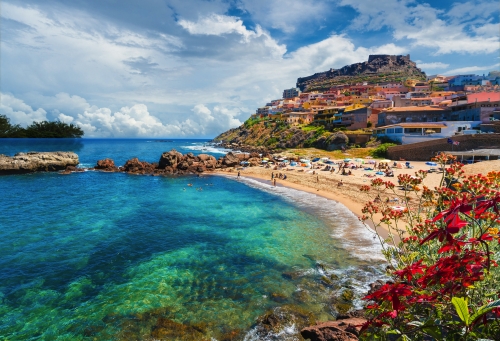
left=0, top=152, right=79, bottom=175
left=87, top=149, right=275, bottom=175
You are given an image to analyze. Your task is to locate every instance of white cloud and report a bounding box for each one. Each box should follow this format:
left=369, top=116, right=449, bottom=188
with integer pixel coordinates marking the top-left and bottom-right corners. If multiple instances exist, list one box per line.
left=443, top=63, right=500, bottom=75
left=416, top=62, right=449, bottom=69
left=340, top=0, right=500, bottom=55
left=237, top=0, right=330, bottom=33
left=0, top=93, right=47, bottom=125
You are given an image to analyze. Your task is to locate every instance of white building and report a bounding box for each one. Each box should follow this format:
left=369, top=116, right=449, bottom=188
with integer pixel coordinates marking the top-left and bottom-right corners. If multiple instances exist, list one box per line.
left=373, top=121, right=481, bottom=144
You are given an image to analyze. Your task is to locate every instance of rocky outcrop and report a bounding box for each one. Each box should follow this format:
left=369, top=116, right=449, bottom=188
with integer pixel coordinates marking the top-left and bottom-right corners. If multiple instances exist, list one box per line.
left=297, top=54, right=425, bottom=91
left=92, top=149, right=247, bottom=176
left=95, top=158, right=118, bottom=171
left=0, top=152, right=79, bottom=175
left=314, top=132, right=349, bottom=151
left=300, top=317, right=367, bottom=341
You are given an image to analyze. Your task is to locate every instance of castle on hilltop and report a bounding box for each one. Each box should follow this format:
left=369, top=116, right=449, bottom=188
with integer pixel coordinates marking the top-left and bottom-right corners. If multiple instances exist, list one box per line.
left=367, top=54, right=411, bottom=63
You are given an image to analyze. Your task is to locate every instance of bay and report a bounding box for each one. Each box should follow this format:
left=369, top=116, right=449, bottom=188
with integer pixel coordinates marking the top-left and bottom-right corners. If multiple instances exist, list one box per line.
left=0, top=138, right=385, bottom=340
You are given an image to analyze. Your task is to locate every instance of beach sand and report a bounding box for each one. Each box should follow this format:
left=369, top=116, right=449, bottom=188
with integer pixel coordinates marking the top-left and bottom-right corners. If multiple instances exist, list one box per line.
left=213, top=159, right=498, bottom=242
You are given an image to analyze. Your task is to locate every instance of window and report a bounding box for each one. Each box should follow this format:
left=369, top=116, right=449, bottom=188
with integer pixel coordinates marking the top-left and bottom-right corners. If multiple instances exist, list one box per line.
left=404, top=128, right=421, bottom=134
left=395, top=128, right=403, bottom=133
left=387, top=128, right=395, bottom=134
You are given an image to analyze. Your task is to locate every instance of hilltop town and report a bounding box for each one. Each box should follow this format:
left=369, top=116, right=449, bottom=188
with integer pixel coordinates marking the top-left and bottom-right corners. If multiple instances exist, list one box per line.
left=216, top=55, right=500, bottom=153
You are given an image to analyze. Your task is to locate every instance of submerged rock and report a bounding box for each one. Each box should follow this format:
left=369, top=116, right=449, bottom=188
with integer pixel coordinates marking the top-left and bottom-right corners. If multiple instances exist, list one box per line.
left=151, top=317, right=210, bottom=341
left=0, top=152, right=79, bottom=175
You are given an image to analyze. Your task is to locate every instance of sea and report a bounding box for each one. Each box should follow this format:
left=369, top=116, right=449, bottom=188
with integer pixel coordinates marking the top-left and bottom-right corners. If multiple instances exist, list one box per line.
left=0, top=138, right=386, bottom=341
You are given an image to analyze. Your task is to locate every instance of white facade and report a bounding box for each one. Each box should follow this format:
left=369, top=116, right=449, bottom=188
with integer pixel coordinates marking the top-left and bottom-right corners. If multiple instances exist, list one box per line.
left=373, top=121, right=482, bottom=144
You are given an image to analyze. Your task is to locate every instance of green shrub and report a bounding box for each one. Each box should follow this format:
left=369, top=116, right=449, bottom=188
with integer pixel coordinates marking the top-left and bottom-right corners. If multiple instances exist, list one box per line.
left=369, top=143, right=397, bottom=158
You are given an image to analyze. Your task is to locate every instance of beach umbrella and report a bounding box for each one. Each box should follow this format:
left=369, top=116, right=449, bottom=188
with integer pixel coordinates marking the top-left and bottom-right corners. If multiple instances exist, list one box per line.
left=368, top=160, right=376, bottom=164
left=426, top=162, right=438, bottom=166
left=344, top=158, right=352, bottom=162
left=354, top=158, right=363, bottom=162
left=263, top=157, right=269, bottom=161
left=261, top=160, right=268, bottom=163
left=380, top=159, right=391, bottom=163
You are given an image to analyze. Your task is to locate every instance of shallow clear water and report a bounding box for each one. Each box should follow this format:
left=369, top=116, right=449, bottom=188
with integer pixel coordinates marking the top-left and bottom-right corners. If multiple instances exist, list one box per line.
left=0, top=139, right=385, bottom=340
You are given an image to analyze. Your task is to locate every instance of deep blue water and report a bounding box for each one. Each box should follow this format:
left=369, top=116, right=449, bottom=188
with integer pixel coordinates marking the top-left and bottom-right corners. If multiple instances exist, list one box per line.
left=0, top=139, right=384, bottom=340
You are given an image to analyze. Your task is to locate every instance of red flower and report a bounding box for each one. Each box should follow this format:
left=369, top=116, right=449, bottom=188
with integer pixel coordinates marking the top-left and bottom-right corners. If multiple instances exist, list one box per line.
left=394, top=260, right=426, bottom=282
left=432, top=194, right=473, bottom=233
left=365, top=283, right=413, bottom=312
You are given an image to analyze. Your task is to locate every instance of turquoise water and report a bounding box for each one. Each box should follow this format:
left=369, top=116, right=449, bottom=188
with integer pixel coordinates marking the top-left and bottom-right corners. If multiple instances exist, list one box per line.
left=0, top=139, right=385, bottom=340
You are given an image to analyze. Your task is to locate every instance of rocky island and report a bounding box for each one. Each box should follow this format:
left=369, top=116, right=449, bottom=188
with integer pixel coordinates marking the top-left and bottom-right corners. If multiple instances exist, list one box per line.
left=0, top=152, right=79, bottom=175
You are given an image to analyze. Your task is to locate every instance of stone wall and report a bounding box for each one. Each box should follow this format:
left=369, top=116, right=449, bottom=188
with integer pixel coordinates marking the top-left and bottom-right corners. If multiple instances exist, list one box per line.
left=387, top=134, right=500, bottom=161
left=347, top=133, right=372, bottom=145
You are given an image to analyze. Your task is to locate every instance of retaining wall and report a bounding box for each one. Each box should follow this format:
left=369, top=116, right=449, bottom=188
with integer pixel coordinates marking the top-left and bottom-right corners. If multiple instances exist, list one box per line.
left=387, top=134, right=500, bottom=161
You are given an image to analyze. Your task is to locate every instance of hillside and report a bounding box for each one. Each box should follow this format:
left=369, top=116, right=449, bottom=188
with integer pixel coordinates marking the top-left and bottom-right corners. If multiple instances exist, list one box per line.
left=213, top=119, right=357, bottom=152
left=296, top=54, right=426, bottom=91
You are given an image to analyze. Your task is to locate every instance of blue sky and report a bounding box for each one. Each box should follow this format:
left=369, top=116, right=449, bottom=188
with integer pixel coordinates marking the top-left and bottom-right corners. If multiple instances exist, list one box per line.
left=1, top=0, right=499, bottom=138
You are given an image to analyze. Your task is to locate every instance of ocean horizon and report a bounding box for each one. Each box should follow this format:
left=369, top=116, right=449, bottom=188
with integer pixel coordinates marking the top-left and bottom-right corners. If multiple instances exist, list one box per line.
left=0, top=138, right=385, bottom=340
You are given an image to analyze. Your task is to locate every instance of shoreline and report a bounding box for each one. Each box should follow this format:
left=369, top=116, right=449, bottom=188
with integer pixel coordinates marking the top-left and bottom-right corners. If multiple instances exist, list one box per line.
left=211, top=168, right=395, bottom=242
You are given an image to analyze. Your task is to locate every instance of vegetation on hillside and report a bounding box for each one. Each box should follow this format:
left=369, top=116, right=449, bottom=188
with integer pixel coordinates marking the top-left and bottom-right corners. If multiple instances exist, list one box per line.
left=0, top=115, right=84, bottom=138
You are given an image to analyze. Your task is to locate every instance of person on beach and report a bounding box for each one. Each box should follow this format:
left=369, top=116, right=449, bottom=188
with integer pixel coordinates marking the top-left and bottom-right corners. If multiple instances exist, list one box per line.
left=271, top=172, right=274, bottom=180
left=237, top=171, right=240, bottom=178
left=338, top=180, right=343, bottom=187
left=317, top=175, right=319, bottom=183
left=273, top=178, right=276, bottom=186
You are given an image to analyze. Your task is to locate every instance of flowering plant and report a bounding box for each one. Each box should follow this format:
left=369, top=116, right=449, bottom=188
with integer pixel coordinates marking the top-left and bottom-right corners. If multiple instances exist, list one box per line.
left=359, top=153, right=500, bottom=340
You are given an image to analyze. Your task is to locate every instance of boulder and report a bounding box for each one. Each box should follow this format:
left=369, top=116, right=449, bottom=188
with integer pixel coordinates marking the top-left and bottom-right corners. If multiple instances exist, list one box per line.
left=158, top=149, right=183, bottom=169
left=222, top=152, right=240, bottom=167
left=0, top=152, right=79, bottom=175
left=123, top=158, right=156, bottom=174
left=95, top=158, right=117, bottom=171
left=300, top=318, right=367, bottom=341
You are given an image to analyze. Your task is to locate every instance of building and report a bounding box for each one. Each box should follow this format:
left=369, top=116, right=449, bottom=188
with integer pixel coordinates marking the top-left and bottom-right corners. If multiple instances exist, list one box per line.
left=378, top=106, right=450, bottom=126
left=373, top=121, right=481, bottom=144
left=283, top=87, right=301, bottom=99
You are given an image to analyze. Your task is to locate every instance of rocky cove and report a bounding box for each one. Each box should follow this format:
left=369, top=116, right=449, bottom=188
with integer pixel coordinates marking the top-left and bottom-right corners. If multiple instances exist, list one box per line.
left=0, top=149, right=381, bottom=341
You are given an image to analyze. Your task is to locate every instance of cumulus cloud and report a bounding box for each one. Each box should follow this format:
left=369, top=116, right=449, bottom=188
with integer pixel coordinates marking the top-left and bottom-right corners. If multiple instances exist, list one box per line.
left=1, top=92, right=244, bottom=138
left=0, top=93, right=47, bottom=125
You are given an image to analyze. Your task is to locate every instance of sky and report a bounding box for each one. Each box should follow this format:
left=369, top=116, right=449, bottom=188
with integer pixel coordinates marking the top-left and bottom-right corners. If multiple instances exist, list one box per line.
left=1, top=0, right=499, bottom=138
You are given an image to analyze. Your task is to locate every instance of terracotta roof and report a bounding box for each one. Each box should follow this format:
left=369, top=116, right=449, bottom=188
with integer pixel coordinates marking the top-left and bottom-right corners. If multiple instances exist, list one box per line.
left=384, top=106, right=447, bottom=112
left=377, top=122, right=447, bottom=129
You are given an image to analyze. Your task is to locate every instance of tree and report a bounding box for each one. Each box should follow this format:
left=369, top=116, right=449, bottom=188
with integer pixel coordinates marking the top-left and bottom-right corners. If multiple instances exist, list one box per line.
left=0, top=115, right=84, bottom=138
left=24, top=121, right=84, bottom=138
left=0, top=114, right=25, bottom=137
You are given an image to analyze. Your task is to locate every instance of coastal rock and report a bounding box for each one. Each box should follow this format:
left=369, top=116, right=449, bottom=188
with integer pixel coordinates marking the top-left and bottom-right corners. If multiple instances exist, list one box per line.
left=95, top=158, right=117, bottom=171
left=300, top=318, right=367, bottom=341
left=221, top=152, right=240, bottom=167
left=0, top=152, right=79, bottom=175
left=252, top=305, right=316, bottom=339
left=158, top=149, right=183, bottom=169
left=123, top=158, right=157, bottom=174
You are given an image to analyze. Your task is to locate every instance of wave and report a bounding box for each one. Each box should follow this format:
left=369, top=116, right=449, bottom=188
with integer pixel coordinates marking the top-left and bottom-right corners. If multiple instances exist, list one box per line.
left=228, top=176, right=386, bottom=262
left=182, top=144, right=230, bottom=155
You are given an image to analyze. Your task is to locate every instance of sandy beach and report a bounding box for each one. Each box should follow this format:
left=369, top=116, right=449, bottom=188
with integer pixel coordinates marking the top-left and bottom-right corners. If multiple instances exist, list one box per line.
left=214, top=158, right=500, bottom=242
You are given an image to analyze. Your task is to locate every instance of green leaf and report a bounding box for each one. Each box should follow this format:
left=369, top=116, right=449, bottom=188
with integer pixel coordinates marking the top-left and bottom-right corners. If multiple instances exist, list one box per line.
left=469, top=299, right=500, bottom=325
left=452, top=297, right=470, bottom=326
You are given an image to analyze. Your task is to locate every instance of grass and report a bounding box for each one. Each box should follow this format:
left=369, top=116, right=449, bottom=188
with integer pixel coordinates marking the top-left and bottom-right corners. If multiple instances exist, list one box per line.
left=282, top=147, right=375, bottom=159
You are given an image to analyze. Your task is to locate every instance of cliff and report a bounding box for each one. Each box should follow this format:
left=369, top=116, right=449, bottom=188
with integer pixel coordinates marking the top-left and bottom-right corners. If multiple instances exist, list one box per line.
left=296, top=54, right=426, bottom=91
